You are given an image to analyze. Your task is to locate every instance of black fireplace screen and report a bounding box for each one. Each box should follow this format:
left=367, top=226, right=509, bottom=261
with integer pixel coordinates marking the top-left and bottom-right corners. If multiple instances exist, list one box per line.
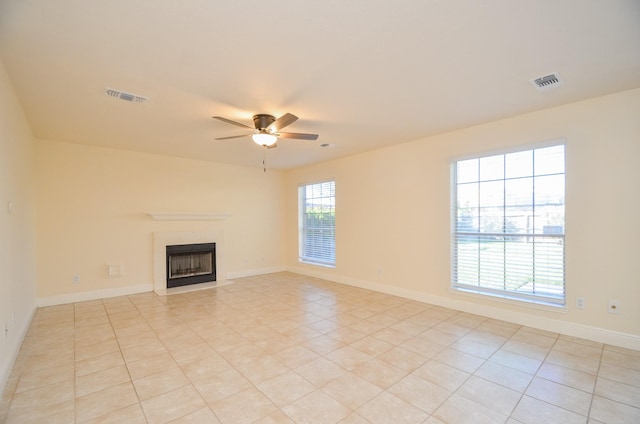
left=166, top=243, right=216, bottom=288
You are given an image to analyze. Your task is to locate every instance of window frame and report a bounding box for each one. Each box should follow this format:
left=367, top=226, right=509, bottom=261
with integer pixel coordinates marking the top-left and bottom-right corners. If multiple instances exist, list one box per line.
left=450, top=143, right=566, bottom=306
left=298, top=180, right=336, bottom=267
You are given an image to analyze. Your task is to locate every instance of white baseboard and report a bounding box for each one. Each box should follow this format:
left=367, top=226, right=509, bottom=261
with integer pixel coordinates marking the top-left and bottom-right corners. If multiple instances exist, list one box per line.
left=37, top=284, right=153, bottom=307
left=226, top=266, right=287, bottom=280
left=1, top=305, right=37, bottom=398
left=287, top=266, right=640, bottom=351
left=36, top=266, right=288, bottom=307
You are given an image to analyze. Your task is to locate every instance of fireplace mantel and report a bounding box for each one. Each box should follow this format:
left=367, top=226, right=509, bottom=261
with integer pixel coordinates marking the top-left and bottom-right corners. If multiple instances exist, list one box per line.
left=148, top=212, right=231, bottom=221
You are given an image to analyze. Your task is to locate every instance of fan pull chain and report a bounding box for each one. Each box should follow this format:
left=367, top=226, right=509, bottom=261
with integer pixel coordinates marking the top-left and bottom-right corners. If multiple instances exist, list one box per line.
left=263, top=147, right=267, bottom=172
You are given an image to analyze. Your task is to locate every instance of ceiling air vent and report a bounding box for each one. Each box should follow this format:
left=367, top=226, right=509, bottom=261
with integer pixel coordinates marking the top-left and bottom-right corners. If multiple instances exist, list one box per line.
left=530, top=72, right=563, bottom=91
left=106, top=88, right=148, bottom=103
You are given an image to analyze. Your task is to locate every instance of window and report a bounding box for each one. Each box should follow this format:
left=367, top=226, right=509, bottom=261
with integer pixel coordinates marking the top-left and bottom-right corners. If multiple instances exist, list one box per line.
left=452, top=144, right=565, bottom=305
left=299, top=180, right=335, bottom=267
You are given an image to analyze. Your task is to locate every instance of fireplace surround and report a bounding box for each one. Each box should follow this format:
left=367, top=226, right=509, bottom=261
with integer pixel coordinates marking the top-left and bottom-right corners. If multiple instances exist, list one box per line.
left=153, top=230, right=226, bottom=295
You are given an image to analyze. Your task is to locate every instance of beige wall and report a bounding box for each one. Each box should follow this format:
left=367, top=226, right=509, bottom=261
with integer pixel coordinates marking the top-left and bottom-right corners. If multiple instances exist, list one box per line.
left=0, top=59, right=37, bottom=388
left=286, top=89, right=640, bottom=346
left=36, top=140, right=286, bottom=300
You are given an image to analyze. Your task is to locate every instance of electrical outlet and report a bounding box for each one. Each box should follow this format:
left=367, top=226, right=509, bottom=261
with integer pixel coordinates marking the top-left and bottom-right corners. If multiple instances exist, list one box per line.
left=72, top=275, right=80, bottom=284
left=4, top=323, right=8, bottom=339
left=575, top=297, right=585, bottom=309
left=608, top=300, right=620, bottom=314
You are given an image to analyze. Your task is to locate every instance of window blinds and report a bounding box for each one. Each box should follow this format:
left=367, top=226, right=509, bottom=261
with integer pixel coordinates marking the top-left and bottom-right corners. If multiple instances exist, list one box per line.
left=300, top=181, right=336, bottom=267
left=452, top=145, right=565, bottom=305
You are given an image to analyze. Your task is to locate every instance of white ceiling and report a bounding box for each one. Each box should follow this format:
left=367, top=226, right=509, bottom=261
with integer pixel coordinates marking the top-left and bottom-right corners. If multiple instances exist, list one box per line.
left=1, top=0, right=639, bottom=170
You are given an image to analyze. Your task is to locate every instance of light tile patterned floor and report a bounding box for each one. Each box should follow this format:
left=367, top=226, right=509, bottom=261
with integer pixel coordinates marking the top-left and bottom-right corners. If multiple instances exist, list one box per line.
left=1, top=272, right=639, bottom=423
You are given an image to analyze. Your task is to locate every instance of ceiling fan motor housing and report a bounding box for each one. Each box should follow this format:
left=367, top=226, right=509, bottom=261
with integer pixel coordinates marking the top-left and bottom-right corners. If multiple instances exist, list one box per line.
left=253, top=114, right=276, bottom=131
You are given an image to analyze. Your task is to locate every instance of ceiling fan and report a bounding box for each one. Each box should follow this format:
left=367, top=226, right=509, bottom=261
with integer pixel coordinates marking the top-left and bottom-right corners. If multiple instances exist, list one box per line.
left=212, top=113, right=318, bottom=148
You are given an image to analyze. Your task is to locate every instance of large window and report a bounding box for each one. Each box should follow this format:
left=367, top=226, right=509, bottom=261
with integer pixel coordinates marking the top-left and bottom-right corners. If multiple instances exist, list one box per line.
left=299, top=180, right=335, bottom=267
left=452, top=144, right=565, bottom=305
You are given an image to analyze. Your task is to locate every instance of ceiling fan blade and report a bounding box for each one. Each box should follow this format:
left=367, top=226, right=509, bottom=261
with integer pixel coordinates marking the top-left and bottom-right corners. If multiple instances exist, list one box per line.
left=212, top=116, right=253, bottom=130
left=266, top=143, right=278, bottom=149
left=215, top=134, right=250, bottom=140
left=277, top=131, right=319, bottom=141
left=267, top=113, right=298, bottom=132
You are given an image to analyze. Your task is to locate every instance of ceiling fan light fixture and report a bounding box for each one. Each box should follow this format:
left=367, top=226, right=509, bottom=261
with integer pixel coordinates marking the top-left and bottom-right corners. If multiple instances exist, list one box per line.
left=252, top=132, right=278, bottom=146
left=213, top=113, right=318, bottom=147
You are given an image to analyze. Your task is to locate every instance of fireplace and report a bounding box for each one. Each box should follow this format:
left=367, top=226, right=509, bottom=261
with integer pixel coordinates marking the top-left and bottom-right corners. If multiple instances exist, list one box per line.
left=153, top=230, right=227, bottom=295
left=166, top=243, right=216, bottom=288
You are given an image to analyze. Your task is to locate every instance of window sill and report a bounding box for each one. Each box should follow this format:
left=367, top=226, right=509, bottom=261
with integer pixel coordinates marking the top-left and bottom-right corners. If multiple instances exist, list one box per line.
left=299, top=260, right=335, bottom=269
left=451, top=287, right=568, bottom=314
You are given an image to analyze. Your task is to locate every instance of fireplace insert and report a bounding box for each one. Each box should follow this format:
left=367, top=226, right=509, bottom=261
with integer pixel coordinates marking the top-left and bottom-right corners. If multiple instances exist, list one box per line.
left=166, top=242, right=216, bottom=288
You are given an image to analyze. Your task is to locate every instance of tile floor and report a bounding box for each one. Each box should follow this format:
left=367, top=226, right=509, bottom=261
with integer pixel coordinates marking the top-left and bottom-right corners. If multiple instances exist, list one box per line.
left=1, top=272, right=639, bottom=423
